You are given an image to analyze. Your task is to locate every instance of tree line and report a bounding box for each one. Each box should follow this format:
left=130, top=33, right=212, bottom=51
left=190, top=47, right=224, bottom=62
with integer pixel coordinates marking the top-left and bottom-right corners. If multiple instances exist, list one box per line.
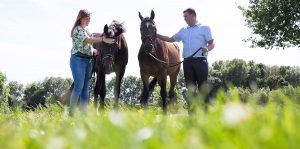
left=1, top=59, right=299, bottom=112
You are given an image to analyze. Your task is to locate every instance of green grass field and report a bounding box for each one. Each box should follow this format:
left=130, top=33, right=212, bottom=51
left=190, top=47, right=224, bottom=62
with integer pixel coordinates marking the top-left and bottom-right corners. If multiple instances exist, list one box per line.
left=1, top=87, right=300, bottom=149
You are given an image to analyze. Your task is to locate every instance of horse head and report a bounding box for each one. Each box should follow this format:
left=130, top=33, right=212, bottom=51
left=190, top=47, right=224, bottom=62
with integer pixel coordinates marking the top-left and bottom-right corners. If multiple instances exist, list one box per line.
left=139, top=10, right=157, bottom=54
left=100, top=20, right=125, bottom=74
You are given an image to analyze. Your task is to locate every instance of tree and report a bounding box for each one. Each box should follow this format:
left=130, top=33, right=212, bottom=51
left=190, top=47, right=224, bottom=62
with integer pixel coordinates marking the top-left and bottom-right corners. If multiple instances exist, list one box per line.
left=7, top=81, right=24, bottom=109
left=0, top=72, right=6, bottom=96
left=225, top=59, right=249, bottom=87
left=177, top=69, right=185, bottom=89
left=23, top=82, right=47, bottom=110
left=246, top=61, right=267, bottom=89
left=7, top=81, right=24, bottom=100
left=239, top=0, right=300, bottom=49
left=119, top=76, right=142, bottom=104
left=0, top=72, right=10, bottom=112
left=106, top=76, right=142, bottom=105
left=42, top=77, right=72, bottom=101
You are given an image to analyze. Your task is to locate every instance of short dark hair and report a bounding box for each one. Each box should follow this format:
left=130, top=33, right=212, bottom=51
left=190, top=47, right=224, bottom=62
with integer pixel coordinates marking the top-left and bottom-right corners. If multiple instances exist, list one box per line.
left=183, top=8, right=196, bottom=17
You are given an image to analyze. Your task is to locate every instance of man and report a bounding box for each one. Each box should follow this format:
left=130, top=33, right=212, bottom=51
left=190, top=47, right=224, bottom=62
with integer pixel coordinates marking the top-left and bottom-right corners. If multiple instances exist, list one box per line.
left=157, top=8, right=215, bottom=111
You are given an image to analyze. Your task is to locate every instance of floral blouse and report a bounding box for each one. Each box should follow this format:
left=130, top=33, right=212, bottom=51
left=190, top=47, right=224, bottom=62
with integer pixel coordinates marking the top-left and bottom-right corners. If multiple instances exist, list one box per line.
left=71, top=26, right=92, bottom=56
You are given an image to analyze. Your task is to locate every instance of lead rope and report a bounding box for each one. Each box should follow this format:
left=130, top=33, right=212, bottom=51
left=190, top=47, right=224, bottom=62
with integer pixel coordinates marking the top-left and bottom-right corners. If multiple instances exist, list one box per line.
left=148, top=47, right=203, bottom=68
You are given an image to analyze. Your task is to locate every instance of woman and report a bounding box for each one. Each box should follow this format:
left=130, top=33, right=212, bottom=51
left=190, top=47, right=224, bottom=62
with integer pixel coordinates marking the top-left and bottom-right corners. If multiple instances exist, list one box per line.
left=69, top=9, right=114, bottom=116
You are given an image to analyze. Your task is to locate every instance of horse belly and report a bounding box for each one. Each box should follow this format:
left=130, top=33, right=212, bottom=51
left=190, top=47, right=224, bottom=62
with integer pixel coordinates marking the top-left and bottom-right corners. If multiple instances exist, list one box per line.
left=166, top=45, right=181, bottom=75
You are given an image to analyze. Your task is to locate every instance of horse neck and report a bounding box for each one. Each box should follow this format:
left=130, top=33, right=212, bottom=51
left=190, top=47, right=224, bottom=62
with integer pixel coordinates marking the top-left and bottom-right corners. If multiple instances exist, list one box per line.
left=150, top=37, right=163, bottom=56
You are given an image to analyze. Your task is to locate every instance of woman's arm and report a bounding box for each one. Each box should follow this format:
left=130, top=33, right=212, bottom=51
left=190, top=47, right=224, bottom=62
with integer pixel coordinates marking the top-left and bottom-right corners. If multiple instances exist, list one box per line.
left=84, top=36, right=115, bottom=44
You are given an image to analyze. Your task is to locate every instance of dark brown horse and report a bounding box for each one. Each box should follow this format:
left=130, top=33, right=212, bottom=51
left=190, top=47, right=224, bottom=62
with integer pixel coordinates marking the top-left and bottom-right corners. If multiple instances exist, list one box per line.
left=93, top=20, right=128, bottom=110
left=138, top=10, right=181, bottom=113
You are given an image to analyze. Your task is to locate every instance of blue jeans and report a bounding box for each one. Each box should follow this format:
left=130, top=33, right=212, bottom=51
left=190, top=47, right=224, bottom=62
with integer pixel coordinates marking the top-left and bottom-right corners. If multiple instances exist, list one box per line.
left=69, top=55, right=93, bottom=116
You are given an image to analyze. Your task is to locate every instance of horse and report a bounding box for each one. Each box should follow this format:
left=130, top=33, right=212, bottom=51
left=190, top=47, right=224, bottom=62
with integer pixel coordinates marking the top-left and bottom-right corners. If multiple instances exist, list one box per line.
left=138, top=10, right=181, bottom=113
left=93, top=20, right=128, bottom=110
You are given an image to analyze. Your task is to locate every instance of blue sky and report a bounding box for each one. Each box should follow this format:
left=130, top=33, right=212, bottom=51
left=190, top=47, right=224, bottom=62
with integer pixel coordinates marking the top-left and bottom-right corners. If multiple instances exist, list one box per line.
left=0, top=0, right=299, bottom=85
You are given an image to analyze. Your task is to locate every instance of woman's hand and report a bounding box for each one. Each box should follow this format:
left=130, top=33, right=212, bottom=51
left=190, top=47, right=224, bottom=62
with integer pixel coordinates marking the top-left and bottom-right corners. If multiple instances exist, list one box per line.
left=93, top=49, right=98, bottom=56
left=102, top=36, right=115, bottom=44
left=92, top=33, right=102, bottom=37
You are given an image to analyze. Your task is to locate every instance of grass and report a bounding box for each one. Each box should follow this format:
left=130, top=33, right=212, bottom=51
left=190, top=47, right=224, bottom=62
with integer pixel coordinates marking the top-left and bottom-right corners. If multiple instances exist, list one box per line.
left=1, top=87, right=300, bottom=149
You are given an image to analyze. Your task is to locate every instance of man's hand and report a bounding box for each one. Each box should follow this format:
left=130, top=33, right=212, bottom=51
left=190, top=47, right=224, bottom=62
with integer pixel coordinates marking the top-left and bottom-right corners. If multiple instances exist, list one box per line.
left=202, top=47, right=209, bottom=52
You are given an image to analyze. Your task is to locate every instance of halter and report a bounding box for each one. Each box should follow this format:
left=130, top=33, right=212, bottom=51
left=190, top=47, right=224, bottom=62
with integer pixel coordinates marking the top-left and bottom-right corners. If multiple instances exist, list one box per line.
left=140, top=19, right=157, bottom=54
left=102, top=43, right=117, bottom=60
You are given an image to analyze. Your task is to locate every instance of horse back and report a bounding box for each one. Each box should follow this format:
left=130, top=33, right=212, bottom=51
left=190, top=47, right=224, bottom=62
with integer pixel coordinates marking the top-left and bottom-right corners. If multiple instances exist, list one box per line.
left=157, top=39, right=180, bottom=64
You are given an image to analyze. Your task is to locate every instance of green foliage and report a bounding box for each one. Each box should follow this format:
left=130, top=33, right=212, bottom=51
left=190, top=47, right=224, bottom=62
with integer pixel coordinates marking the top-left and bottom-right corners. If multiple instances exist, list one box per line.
left=42, top=77, right=72, bottom=101
left=21, top=77, right=72, bottom=110
left=7, top=81, right=24, bottom=110
left=246, top=61, right=267, bottom=89
left=177, top=69, right=185, bottom=89
left=0, top=87, right=10, bottom=113
left=0, top=72, right=10, bottom=113
left=0, top=71, right=6, bottom=96
left=239, top=0, right=300, bottom=49
left=23, top=82, right=47, bottom=110
left=119, top=76, right=142, bottom=104
left=225, top=59, right=249, bottom=87
left=1, top=87, right=300, bottom=149
left=7, top=81, right=24, bottom=100
left=2, top=60, right=300, bottom=111
left=210, top=59, right=300, bottom=90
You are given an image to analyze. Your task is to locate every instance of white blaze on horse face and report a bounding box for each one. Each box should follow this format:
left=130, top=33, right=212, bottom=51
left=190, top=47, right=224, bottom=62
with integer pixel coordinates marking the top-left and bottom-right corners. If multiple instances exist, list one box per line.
left=146, top=22, right=151, bottom=28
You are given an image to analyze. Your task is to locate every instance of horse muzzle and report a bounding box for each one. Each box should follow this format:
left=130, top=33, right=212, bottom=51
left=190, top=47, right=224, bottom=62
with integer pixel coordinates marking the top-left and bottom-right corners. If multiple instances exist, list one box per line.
left=145, top=44, right=154, bottom=54
left=104, top=65, right=113, bottom=74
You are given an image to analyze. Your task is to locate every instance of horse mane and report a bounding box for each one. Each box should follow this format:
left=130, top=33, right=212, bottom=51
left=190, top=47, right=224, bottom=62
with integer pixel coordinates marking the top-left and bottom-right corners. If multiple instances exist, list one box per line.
left=110, top=20, right=126, bottom=35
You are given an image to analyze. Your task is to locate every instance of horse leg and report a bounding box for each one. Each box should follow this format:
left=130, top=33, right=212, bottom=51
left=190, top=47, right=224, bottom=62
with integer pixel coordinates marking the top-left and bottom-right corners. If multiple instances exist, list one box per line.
left=94, top=77, right=100, bottom=109
left=168, top=68, right=180, bottom=104
left=140, top=73, right=150, bottom=107
left=114, top=67, right=125, bottom=110
left=158, top=75, right=167, bottom=114
left=99, top=73, right=106, bottom=111
left=148, top=77, right=157, bottom=95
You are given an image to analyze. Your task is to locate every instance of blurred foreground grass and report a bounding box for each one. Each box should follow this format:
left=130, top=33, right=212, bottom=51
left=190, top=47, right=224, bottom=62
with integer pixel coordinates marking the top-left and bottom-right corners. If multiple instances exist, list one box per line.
left=1, top=87, right=300, bottom=149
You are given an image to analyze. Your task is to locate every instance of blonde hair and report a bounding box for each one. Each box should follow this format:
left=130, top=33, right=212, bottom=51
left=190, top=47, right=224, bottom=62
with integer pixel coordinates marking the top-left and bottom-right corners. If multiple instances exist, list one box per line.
left=70, top=9, right=91, bottom=37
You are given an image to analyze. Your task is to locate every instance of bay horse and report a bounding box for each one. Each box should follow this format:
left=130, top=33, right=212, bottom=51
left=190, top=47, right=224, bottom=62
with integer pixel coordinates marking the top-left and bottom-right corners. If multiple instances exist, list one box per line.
left=138, top=10, right=181, bottom=113
left=93, top=20, right=128, bottom=110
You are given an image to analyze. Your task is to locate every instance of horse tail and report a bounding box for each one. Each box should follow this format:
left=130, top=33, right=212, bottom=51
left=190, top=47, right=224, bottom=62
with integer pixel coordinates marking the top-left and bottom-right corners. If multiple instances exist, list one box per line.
left=148, top=77, right=157, bottom=93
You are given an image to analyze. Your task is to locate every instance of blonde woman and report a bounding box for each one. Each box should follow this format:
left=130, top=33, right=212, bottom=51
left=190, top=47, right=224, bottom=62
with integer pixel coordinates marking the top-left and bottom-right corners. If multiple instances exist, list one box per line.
left=69, top=9, right=114, bottom=116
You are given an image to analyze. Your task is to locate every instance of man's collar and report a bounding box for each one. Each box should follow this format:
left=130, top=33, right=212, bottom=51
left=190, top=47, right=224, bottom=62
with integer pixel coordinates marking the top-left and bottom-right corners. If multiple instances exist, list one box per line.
left=187, top=21, right=199, bottom=28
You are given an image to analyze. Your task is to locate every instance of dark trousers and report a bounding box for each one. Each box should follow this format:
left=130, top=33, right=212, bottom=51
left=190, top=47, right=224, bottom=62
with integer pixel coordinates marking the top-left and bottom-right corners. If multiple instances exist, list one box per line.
left=183, top=57, right=209, bottom=113
left=183, top=57, right=208, bottom=91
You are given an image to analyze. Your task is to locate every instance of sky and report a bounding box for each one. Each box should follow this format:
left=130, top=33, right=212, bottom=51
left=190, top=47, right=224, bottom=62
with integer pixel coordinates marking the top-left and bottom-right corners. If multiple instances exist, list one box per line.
left=0, top=0, right=299, bottom=85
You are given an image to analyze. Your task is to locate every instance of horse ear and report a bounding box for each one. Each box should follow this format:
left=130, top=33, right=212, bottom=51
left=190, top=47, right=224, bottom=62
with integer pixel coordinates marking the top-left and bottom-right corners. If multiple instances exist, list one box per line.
left=104, top=24, right=108, bottom=33
left=138, top=11, right=144, bottom=21
left=150, top=10, right=155, bottom=20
